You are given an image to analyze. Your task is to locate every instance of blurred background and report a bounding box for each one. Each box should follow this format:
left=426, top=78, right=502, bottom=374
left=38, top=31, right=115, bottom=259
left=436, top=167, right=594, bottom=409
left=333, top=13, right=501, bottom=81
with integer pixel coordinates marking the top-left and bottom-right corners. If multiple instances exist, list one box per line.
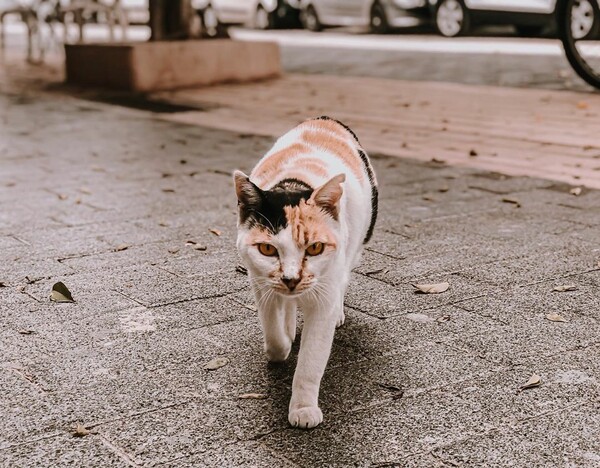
left=1, top=0, right=600, bottom=91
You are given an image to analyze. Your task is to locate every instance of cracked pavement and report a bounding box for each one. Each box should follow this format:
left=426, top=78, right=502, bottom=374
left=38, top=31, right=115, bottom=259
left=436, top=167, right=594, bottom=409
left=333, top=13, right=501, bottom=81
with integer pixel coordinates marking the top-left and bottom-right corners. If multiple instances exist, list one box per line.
left=1, top=81, right=600, bottom=467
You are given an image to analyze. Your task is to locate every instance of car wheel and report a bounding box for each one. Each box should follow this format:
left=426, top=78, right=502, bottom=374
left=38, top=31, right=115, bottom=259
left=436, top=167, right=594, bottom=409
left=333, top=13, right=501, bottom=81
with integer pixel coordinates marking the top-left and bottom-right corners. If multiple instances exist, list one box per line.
left=254, top=5, right=273, bottom=30
left=570, top=0, right=599, bottom=39
left=301, top=5, right=322, bottom=32
left=202, top=4, right=228, bottom=38
left=435, top=0, right=469, bottom=37
left=370, top=2, right=390, bottom=34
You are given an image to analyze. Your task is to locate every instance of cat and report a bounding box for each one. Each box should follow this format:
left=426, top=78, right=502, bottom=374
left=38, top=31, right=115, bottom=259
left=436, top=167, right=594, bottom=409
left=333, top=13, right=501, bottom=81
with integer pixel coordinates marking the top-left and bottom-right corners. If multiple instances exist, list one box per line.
left=233, top=116, right=378, bottom=429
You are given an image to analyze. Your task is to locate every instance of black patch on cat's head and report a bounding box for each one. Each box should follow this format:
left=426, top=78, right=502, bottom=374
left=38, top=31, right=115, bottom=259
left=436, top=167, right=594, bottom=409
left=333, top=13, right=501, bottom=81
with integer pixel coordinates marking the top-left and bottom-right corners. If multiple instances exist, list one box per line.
left=236, top=177, right=314, bottom=233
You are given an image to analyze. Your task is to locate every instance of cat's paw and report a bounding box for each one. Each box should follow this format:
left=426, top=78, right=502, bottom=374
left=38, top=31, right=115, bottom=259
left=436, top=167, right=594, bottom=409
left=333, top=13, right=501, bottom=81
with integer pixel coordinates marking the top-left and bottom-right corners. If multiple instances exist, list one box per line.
left=336, top=310, right=345, bottom=328
left=265, top=339, right=291, bottom=362
left=288, top=406, right=323, bottom=429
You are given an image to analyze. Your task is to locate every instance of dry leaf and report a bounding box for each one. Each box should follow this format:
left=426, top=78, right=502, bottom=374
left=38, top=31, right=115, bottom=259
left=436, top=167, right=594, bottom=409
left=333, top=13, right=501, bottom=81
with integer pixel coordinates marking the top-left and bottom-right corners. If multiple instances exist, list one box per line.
left=114, top=244, right=129, bottom=252
left=422, top=195, right=435, bottom=202
left=162, top=188, right=175, bottom=193
left=546, top=313, right=568, bottom=323
left=577, top=101, right=589, bottom=110
left=204, top=357, right=229, bottom=370
left=469, top=149, right=478, bottom=157
left=519, top=374, right=541, bottom=392
left=57, top=194, right=67, bottom=200
left=70, top=422, right=90, bottom=437
left=431, top=158, right=446, bottom=164
left=238, top=393, right=267, bottom=400
left=366, top=268, right=388, bottom=276
left=552, top=285, right=578, bottom=292
left=209, top=228, right=222, bottom=236
left=18, top=329, right=35, bottom=335
left=50, top=282, right=75, bottom=303
left=436, top=315, right=451, bottom=322
left=180, top=159, right=188, bottom=165
left=0, top=281, right=6, bottom=288
left=502, top=197, right=521, bottom=208
left=438, top=186, right=449, bottom=193
left=158, top=221, right=169, bottom=227
left=570, top=187, right=582, bottom=196
left=194, top=245, right=207, bottom=251
left=236, top=265, right=248, bottom=275
left=168, top=247, right=180, bottom=254
left=412, top=282, right=450, bottom=294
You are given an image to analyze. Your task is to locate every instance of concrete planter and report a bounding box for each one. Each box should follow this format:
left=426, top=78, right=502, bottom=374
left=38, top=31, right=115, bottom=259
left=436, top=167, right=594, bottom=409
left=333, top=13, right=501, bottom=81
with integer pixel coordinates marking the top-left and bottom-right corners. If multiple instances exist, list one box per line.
left=64, top=39, right=281, bottom=92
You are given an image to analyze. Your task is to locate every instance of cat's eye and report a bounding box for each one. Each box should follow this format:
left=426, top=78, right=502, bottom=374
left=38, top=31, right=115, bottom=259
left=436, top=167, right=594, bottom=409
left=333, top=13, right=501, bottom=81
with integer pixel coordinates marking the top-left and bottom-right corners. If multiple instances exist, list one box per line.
left=257, top=243, right=278, bottom=257
left=306, top=242, right=324, bottom=256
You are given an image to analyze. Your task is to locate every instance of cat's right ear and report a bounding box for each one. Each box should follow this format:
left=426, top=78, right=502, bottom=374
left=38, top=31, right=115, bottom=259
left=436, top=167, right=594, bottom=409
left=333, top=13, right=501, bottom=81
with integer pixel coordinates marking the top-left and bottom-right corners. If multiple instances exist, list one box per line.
left=233, top=170, right=262, bottom=208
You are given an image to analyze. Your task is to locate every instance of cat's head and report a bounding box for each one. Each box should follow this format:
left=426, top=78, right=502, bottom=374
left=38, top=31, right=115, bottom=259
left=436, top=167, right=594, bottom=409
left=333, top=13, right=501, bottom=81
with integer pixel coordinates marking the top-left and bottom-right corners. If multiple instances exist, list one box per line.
left=234, top=171, right=345, bottom=297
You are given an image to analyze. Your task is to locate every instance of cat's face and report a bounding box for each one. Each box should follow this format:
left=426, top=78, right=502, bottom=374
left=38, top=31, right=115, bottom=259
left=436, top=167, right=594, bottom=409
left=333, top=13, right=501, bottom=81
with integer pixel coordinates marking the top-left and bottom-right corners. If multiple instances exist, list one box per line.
left=234, top=172, right=345, bottom=298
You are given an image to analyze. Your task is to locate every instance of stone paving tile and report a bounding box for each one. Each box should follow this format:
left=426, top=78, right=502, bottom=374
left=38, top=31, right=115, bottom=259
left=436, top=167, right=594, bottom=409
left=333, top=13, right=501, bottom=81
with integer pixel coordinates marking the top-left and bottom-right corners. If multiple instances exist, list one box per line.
left=0, top=434, right=125, bottom=467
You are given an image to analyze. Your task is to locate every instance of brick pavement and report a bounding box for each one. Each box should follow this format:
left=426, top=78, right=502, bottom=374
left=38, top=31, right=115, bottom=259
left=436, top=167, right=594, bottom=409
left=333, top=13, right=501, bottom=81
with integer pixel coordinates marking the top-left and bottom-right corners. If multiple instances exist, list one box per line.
left=1, top=62, right=600, bottom=467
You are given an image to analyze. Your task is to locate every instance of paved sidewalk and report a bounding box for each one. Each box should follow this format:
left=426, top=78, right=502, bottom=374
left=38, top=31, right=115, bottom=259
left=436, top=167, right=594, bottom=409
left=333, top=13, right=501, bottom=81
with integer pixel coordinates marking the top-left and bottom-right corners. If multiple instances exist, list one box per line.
left=2, top=68, right=600, bottom=466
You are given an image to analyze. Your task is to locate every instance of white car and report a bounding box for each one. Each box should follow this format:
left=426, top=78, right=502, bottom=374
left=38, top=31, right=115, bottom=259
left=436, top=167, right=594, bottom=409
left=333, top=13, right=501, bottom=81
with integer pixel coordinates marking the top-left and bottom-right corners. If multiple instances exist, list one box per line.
left=192, top=0, right=301, bottom=36
left=299, top=0, right=431, bottom=33
left=428, top=0, right=599, bottom=38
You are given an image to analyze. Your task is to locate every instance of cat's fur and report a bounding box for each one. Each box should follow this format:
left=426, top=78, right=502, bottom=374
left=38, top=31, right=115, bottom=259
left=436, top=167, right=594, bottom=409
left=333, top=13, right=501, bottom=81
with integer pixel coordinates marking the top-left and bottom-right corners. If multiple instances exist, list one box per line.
left=234, top=116, right=377, bottom=429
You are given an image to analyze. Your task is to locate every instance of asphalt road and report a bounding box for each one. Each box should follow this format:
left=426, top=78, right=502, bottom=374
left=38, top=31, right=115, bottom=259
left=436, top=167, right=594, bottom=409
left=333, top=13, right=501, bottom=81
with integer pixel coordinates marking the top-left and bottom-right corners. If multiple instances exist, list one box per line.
left=231, top=28, right=595, bottom=93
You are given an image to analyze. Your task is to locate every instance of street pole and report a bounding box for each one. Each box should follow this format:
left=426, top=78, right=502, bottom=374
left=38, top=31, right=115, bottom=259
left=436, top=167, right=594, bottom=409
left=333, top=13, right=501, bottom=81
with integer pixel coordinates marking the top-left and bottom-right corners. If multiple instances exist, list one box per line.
left=148, top=0, right=192, bottom=41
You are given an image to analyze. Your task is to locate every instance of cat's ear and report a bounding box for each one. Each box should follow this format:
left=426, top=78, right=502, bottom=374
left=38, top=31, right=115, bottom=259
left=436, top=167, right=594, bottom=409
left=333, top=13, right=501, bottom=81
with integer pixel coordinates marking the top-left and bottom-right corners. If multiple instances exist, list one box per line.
left=309, top=174, right=345, bottom=218
left=233, top=170, right=262, bottom=207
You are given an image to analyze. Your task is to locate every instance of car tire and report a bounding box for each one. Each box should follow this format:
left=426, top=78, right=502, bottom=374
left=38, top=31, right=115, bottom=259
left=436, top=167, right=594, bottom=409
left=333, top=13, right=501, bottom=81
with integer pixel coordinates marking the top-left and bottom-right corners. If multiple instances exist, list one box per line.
left=370, top=2, right=390, bottom=34
left=435, top=0, right=470, bottom=37
left=301, top=5, right=322, bottom=32
left=254, top=5, right=274, bottom=30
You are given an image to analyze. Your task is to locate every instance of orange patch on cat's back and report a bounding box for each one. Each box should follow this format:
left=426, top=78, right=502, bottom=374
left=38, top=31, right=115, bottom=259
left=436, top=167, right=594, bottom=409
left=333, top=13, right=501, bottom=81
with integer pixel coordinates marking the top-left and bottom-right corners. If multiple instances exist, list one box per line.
left=252, top=142, right=310, bottom=183
left=300, top=129, right=364, bottom=181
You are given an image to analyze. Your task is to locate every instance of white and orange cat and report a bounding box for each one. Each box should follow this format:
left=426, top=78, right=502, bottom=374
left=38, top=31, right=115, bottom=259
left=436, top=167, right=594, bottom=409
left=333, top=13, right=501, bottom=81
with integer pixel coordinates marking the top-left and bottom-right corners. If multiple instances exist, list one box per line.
left=234, top=116, right=378, bottom=429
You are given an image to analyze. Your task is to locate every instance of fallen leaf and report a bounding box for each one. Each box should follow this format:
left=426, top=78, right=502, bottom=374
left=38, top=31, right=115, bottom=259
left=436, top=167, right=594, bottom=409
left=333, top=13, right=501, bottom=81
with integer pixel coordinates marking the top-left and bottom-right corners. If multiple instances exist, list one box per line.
left=168, top=247, right=180, bottom=254
left=412, top=282, right=450, bottom=294
left=158, top=221, right=169, bottom=227
left=577, top=101, right=589, bottom=110
left=194, top=245, right=207, bottom=251
left=161, top=173, right=173, bottom=178
left=70, top=422, right=90, bottom=437
left=436, top=315, right=451, bottom=322
left=180, top=159, right=188, bottom=165
left=519, top=374, right=541, bottom=392
left=74, top=197, right=82, bottom=205
left=552, top=285, right=578, bottom=292
left=238, top=393, right=267, bottom=400
left=204, top=357, right=229, bottom=370
left=546, top=313, right=568, bottom=323
left=502, top=197, right=521, bottom=208
left=377, top=382, right=404, bottom=399
left=236, top=265, right=248, bottom=275
left=114, top=244, right=129, bottom=252
left=570, top=187, right=582, bottom=196
left=57, top=194, right=68, bottom=200
left=422, top=195, right=435, bottom=202
left=469, top=149, right=478, bottom=157
left=18, top=329, right=35, bottom=335
left=431, top=158, right=446, bottom=164
left=0, top=281, right=6, bottom=288
left=50, top=282, right=75, bottom=303
left=162, top=188, right=175, bottom=193
left=438, top=186, right=449, bottom=193
left=209, top=228, right=222, bottom=236
left=365, top=268, right=387, bottom=276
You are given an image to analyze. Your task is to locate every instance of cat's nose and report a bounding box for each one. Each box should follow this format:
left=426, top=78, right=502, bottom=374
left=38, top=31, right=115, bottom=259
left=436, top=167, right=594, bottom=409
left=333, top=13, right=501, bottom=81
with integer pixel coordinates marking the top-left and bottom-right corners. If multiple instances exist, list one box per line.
left=281, top=276, right=300, bottom=291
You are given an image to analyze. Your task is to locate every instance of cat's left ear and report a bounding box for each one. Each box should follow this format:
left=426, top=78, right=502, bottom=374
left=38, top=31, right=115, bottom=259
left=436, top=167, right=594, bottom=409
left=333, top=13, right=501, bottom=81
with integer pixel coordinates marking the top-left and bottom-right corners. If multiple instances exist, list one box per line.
left=233, top=170, right=262, bottom=208
left=309, top=173, right=345, bottom=219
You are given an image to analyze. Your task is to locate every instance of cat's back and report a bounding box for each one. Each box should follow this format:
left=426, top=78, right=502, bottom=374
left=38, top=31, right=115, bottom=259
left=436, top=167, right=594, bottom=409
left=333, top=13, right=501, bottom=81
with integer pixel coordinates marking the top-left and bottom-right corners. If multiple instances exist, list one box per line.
left=250, top=116, right=376, bottom=194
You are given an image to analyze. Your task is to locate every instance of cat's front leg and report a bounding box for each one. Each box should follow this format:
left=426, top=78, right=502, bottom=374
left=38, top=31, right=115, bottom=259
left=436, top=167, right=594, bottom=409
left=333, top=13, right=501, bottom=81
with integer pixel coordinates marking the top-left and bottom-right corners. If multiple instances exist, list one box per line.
left=288, top=295, right=338, bottom=429
left=254, top=287, right=293, bottom=362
